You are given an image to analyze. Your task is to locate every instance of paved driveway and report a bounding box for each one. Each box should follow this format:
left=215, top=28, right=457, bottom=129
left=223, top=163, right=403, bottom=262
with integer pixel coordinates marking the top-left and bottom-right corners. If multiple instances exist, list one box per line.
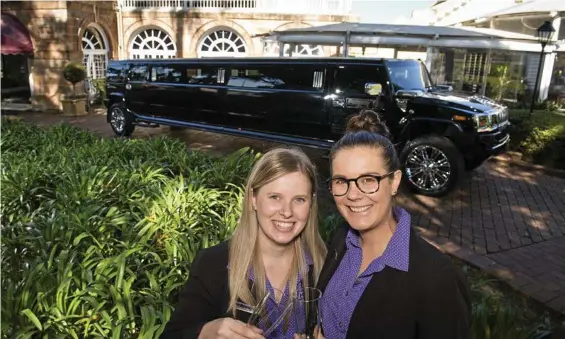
left=5, top=110, right=565, bottom=315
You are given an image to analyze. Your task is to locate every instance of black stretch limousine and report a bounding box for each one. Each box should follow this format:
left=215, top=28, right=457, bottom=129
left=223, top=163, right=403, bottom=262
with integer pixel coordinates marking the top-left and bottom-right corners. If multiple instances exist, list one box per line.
left=104, top=57, right=509, bottom=196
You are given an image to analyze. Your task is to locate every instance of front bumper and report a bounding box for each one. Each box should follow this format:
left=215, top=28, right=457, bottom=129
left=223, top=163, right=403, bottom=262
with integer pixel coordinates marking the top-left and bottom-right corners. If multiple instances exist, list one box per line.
left=452, top=127, right=510, bottom=167
left=478, top=129, right=510, bottom=154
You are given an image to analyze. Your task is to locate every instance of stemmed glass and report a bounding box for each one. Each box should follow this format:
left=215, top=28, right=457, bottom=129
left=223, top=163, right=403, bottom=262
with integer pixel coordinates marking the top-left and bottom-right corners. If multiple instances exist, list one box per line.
left=239, top=287, right=295, bottom=338
left=291, top=287, right=323, bottom=339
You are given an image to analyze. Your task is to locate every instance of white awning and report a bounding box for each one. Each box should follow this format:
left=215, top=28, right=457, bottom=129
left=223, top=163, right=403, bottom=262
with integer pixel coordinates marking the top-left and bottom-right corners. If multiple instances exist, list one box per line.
left=270, top=22, right=561, bottom=53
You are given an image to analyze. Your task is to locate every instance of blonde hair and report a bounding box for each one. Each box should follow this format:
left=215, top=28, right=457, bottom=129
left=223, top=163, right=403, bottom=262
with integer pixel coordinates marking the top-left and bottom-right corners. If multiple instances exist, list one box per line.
left=227, top=147, right=327, bottom=316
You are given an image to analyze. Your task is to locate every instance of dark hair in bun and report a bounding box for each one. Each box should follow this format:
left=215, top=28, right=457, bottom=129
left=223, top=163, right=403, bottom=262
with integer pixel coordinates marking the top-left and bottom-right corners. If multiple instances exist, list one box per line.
left=345, top=109, right=392, bottom=139
left=330, top=109, right=400, bottom=172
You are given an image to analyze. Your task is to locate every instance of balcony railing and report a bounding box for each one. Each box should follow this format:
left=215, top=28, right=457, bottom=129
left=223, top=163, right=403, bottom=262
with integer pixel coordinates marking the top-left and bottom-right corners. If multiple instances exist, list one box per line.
left=119, top=0, right=352, bottom=15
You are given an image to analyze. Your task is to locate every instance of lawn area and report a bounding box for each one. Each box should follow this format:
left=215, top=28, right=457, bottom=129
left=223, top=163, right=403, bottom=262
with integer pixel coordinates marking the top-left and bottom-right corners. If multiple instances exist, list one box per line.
left=507, top=109, right=565, bottom=169
left=1, top=118, right=564, bottom=338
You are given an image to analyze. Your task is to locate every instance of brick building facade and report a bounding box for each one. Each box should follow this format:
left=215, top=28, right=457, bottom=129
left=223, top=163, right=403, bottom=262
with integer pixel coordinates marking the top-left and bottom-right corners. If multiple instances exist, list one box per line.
left=1, top=0, right=355, bottom=112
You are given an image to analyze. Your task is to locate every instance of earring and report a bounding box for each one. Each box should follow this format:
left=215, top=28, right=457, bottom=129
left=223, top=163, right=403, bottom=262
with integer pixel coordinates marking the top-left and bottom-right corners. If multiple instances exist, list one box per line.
left=392, top=190, right=397, bottom=196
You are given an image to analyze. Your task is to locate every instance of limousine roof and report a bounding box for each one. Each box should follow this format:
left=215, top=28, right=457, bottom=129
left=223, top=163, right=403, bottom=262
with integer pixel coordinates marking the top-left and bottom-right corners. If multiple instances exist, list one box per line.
left=109, top=57, right=422, bottom=65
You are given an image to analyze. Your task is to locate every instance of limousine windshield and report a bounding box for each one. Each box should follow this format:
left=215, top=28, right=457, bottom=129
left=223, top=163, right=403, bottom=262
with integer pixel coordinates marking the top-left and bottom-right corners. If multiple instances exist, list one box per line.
left=386, top=60, right=434, bottom=91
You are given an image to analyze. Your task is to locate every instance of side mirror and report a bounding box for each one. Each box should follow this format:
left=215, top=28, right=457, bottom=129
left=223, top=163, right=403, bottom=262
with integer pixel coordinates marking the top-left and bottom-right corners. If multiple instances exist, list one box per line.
left=364, top=82, right=383, bottom=96
left=395, top=89, right=424, bottom=99
left=436, top=84, right=454, bottom=91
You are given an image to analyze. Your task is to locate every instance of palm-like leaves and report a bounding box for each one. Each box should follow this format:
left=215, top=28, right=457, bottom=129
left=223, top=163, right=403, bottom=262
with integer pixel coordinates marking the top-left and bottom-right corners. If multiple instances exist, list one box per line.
left=1, top=119, right=258, bottom=338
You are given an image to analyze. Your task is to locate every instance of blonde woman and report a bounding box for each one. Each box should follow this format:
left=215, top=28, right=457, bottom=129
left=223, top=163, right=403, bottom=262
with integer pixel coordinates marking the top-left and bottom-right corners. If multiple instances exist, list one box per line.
left=161, top=147, right=327, bottom=339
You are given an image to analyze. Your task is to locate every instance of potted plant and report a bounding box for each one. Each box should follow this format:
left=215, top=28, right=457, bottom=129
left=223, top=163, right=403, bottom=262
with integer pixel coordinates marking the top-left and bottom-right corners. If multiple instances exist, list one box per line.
left=61, top=62, right=87, bottom=115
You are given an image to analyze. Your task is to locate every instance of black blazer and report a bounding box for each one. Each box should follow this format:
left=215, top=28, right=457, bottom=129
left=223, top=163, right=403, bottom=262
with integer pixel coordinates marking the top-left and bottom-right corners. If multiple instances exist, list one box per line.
left=160, top=241, right=315, bottom=339
left=317, top=225, right=472, bottom=339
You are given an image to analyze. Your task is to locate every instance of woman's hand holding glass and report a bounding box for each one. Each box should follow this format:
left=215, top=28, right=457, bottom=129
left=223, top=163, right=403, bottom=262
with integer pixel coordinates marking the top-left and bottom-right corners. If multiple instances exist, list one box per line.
left=199, top=317, right=265, bottom=339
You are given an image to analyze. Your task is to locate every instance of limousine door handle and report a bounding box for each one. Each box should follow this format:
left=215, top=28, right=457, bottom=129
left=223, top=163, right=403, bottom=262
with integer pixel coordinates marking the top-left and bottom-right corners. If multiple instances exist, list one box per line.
left=331, top=99, right=345, bottom=108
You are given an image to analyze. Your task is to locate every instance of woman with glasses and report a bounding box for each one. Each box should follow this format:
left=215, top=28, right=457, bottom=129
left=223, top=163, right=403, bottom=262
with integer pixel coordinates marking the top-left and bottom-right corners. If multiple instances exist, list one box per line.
left=161, top=147, right=327, bottom=339
left=316, top=110, right=471, bottom=339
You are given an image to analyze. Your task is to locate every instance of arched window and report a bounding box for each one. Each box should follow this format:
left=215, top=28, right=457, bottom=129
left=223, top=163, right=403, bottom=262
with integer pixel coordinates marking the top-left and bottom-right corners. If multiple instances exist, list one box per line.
left=82, top=26, right=108, bottom=79
left=129, top=28, right=176, bottom=59
left=198, top=29, right=247, bottom=58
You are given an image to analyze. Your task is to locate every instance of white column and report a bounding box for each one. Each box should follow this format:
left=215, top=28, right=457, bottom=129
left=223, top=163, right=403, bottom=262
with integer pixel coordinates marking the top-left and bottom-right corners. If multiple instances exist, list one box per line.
left=115, top=1, right=125, bottom=59
left=480, top=49, right=492, bottom=96
left=425, top=46, right=433, bottom=70
left=538, top=16, right=562, bottom=101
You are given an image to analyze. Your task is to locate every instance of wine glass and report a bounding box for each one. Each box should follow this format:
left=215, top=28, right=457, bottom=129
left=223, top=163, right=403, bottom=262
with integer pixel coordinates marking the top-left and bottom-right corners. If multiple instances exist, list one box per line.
left=242, top=287, right=295, bottom=338
left=291, top=287, right=323, bottom=339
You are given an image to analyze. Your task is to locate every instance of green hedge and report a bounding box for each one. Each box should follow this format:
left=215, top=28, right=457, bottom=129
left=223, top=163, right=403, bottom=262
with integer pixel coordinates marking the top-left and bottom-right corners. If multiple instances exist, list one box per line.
left=508, top=110, right=565, bottom=169
left=1, top=119, right=259, bottom=338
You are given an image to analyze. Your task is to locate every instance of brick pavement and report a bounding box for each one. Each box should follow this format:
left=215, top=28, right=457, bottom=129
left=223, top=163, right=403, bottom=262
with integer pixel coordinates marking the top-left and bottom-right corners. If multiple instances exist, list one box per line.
left=4, top=109, right=565, bottom=315
left=399, top=162, right=565, bottom=315
left=399, top=161, right=565, bottom=254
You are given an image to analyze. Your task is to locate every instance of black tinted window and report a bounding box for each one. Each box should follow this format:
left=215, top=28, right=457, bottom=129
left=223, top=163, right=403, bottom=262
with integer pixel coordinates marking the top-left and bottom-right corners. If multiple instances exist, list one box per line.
left=130, top=65, right=147, bottom=82
left=386, top=60, right=432, bottom=91
left=333, top=65, right=385, bottom=96
left=227, top=64, right=324, bottom=91
left=152, top=64, right=183, bottom=83
left=106, top=62, right=125, bottom=83
left=186, top=67, right=217, bottom=85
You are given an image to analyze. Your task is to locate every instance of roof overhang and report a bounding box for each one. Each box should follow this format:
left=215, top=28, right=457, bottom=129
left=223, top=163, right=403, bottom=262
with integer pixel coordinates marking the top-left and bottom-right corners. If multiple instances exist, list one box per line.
left=267, top=23, right=561, bottom=53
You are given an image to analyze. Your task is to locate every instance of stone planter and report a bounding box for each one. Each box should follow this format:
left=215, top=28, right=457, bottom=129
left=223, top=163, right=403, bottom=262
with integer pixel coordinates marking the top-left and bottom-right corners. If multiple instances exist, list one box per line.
left=61, top=96, right=87, bottom=116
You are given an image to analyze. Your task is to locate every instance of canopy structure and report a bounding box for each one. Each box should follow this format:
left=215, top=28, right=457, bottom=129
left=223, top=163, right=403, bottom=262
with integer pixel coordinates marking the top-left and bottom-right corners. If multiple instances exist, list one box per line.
left=1, top=13, right=33, bottom=55
left=265, top=22, right=563, bottom=54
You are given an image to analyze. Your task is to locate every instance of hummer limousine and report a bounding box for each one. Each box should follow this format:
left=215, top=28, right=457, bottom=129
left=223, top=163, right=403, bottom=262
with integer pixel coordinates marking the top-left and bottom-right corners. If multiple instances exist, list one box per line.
left=104, top=57, right=509, bottom=197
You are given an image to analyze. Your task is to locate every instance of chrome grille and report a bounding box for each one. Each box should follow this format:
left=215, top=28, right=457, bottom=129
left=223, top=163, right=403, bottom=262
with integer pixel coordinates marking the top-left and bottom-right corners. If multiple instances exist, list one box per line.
left=492, top=107, right=508, bottom=127
left=498, top=107, right=509, bottom=124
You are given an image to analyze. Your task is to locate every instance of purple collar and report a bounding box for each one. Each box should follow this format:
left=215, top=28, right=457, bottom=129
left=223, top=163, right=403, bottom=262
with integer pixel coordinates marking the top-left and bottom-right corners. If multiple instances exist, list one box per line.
left=346, top=206, right=411, bottom=272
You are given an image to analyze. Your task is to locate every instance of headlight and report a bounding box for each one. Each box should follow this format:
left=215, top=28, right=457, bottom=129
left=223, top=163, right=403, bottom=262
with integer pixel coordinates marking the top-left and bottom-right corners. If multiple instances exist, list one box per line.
left=473, top=107, right=510, bottom=132
left=473, top=114, right=494, bottom=132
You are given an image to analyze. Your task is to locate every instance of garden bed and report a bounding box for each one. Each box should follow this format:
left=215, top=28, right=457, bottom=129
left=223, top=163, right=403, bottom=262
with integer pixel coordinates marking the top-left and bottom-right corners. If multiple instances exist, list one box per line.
left=507, top=109, right=565, bottom=170
left=1, top=119, right=563, bottom=338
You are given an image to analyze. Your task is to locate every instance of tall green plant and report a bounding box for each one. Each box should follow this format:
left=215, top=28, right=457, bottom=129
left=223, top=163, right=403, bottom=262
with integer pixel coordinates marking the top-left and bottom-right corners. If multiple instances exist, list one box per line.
left=1, top=119, right=258, bottom=338
left=486, top=65, right=525, bottom=102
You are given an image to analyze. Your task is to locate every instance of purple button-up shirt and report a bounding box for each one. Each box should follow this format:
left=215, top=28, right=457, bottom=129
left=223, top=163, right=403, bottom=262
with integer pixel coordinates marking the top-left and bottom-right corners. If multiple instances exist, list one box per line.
left=320, top=207, right=411, bottom=339
left=230, top=251, right=313, bottom=339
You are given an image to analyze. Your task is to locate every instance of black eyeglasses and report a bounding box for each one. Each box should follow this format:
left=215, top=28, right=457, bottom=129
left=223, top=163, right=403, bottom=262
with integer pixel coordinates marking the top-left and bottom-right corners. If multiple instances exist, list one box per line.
left=327, top=171, right=395, bottom=196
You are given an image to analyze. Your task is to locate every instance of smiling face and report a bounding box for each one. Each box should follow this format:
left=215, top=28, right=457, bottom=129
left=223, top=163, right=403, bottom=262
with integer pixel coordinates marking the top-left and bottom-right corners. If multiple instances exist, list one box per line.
left=252, top=171, right=312, bottom=248
left=331, top=146, right=402, bottom=232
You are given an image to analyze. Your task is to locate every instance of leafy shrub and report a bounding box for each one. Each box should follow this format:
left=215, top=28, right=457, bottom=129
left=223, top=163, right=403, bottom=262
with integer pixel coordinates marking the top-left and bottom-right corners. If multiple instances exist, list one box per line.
left=92, top=78, right=106, bottom=104
left=458, top=261, right=563, bottom=339
left=1, top=118, right=259, bottom=338
left=507, top=110, right=565, bottom=168
left=63, top=62, right=86, bottom=98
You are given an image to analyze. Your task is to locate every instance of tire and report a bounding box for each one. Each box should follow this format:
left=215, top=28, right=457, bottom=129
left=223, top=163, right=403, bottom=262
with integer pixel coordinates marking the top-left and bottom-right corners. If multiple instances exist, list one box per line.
left=399, top=135, right=464, bottom=197
left=108, top=103, right=135, bottom=137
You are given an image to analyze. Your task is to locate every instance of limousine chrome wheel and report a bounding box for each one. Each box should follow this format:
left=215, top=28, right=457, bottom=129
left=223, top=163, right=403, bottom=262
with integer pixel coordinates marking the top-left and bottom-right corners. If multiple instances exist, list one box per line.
left=110, top=106, right=126, bottom=134
left=400, top=136, right=463, bottom=197
left=405, top=145, right=450, bottom=191
left=109, top=103, right=135, bottom=137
